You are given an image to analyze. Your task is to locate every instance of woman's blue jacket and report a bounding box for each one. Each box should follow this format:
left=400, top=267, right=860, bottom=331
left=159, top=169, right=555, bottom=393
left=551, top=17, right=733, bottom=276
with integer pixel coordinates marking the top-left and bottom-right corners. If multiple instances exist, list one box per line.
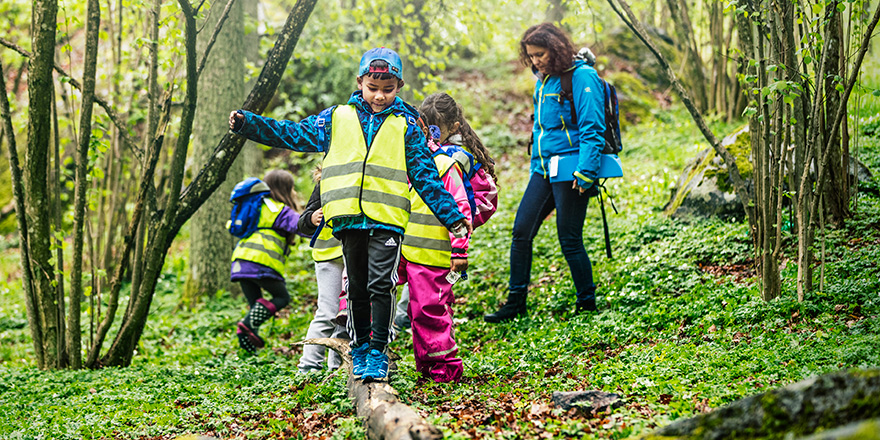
left=530, top=59, right=606, bottom=186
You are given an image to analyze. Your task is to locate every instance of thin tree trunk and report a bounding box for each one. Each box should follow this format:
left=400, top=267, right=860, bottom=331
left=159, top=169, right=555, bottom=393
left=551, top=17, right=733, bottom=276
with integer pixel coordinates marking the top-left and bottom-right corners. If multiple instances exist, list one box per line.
left=1, top=59, right=45, bottom=366
left=69, top=0, right=101, bottom=370
left=823, top=6, right=850, bottom=225
left=25, top=0, right=60, bottom=370
left=50, top=84, right=67, bottom=367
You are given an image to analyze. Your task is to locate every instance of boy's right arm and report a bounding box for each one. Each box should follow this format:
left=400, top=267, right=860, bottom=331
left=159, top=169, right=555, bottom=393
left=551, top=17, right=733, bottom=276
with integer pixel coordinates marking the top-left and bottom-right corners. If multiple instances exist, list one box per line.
left=229, top=109, right=333, bottom=153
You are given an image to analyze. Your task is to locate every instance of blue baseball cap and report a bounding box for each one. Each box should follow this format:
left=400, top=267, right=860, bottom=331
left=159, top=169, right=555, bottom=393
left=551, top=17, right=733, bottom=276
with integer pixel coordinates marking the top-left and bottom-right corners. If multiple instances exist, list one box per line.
left=358, top=47, right=403, bottom=80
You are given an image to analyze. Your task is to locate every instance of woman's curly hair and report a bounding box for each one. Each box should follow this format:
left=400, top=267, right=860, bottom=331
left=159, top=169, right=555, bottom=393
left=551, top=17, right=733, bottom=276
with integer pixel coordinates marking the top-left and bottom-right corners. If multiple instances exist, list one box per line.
left=518, top=23, right=575, bottom=76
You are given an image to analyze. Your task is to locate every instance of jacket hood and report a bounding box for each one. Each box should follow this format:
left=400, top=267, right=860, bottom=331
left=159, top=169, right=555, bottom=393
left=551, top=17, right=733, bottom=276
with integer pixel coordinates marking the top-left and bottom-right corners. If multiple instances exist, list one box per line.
left=347, top=91, right=420, bottom=119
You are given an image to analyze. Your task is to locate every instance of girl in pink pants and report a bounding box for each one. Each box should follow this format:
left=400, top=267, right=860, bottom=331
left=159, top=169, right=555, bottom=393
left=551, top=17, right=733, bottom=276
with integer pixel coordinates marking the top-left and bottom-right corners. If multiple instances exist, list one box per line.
left=398, top=93, right=498, bottom=382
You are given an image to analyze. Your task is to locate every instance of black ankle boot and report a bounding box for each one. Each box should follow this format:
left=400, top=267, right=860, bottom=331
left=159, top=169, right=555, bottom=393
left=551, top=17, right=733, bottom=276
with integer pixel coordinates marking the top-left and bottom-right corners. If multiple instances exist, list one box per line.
left=484, top=292, right=527, bottom=323
left=575, top=298, right=597, bottom=314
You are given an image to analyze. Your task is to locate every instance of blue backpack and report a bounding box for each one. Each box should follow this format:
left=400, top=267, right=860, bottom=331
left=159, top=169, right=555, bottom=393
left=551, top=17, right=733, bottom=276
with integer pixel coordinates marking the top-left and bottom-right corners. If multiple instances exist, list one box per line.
left=559, top=47, right=623, bottom=155
left=228, top=177, right=271, bottom=239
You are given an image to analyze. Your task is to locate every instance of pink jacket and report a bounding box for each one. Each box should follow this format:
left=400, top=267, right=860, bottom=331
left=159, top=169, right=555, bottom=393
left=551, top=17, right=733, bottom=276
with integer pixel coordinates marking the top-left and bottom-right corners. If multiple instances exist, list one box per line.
left=469, top=166, right=497, bottom=228
left=428, top=140, right=472, bottom=259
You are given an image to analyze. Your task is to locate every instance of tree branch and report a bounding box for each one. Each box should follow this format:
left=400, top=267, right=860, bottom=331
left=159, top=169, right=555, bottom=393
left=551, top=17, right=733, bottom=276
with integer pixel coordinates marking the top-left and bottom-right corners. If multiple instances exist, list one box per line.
left=0, top=37, right=144, bottom=163
left=175, top=0, right=319, bottom=227
left=197, top=0, right=237, bottom=77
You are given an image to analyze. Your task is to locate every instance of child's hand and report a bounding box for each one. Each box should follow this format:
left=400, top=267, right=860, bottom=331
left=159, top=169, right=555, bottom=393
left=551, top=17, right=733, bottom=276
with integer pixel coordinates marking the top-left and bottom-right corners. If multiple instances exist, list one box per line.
left=450, top=218, right=472, bottom=237
left=229, top=111, right=244, bottom=131
left=451, top=258, right=468, bottom=273
left=311, top=209, right=323, bottom=227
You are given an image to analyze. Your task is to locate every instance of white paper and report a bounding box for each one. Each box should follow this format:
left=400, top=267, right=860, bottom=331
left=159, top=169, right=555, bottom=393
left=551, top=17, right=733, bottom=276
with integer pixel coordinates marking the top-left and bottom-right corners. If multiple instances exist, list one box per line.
left=549, top=155, right=559, bottom=177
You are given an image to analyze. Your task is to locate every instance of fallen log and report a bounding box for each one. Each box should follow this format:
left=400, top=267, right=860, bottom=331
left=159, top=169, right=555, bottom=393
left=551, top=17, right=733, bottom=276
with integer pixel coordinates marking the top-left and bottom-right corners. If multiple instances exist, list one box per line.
left=295, top=338, right=443, bottom=440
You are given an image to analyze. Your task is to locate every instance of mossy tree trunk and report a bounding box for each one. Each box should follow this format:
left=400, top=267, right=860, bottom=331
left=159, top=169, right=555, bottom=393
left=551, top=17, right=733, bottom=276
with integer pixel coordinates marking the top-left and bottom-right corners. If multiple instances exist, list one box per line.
left=24, top=0, right=60, bottom=369
left=185, top=0, right=246, bottom=305
left=822, top=7, right=851, bottom=226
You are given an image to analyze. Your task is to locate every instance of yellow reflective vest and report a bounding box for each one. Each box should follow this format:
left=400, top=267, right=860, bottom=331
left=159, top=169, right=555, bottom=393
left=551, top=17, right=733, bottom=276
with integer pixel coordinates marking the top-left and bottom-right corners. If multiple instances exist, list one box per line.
left=311, top=224, right=342, bottom=262
left=320, top=105, right=410, bottom=229
left=401, top=154, right=458, bottom=268
left=231, top=198, right=287, bottom=275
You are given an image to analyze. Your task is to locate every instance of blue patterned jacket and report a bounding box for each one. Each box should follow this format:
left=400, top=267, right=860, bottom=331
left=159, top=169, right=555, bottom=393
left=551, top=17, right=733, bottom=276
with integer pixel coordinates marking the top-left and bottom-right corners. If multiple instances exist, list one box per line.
left=233, top=91, right=464, bottom=236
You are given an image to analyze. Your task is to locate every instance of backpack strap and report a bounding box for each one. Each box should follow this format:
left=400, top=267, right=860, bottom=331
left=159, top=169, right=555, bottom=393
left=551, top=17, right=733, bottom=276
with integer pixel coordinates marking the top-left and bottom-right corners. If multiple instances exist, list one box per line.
left=559, top=69, right=577, bottom=123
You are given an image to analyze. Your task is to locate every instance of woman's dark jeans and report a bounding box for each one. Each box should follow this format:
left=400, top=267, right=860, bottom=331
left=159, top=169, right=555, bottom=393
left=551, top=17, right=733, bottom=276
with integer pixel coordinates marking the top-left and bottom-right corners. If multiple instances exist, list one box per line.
left=509, top=172, right=596, bottom=303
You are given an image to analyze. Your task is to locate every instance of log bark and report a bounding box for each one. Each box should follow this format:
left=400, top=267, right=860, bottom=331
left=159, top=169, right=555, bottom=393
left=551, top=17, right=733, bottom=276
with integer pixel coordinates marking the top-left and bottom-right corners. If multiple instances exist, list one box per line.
left=297, top=338, right=442, bottom=440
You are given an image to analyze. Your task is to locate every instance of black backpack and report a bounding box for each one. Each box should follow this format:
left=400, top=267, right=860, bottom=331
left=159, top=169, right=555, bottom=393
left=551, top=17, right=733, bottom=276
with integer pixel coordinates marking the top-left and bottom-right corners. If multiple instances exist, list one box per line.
left=559, top=47, right=623, bottom=155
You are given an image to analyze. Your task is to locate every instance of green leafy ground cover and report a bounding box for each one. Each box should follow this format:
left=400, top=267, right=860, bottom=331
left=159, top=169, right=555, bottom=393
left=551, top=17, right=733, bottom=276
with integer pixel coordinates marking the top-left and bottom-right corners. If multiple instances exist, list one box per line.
left=2, top=97, right=880, bottom=439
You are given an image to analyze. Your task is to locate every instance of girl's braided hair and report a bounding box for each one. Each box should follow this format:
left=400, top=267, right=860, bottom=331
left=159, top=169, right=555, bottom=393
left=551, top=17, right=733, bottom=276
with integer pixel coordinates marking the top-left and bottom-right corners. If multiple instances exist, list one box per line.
left=518, top=23, right=575, bottom=76
left=419, top=93, right=497, bottom=183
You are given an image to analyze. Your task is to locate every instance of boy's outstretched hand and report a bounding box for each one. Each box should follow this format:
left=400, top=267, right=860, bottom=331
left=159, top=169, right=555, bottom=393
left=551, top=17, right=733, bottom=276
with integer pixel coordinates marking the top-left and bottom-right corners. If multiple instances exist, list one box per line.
left=229, top=111, right=244, bottom=131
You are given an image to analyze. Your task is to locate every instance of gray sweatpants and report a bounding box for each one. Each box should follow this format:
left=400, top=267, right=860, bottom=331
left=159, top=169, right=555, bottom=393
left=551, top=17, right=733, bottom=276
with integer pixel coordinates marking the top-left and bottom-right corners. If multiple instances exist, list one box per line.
left=298, top=258, right=349, bottom=372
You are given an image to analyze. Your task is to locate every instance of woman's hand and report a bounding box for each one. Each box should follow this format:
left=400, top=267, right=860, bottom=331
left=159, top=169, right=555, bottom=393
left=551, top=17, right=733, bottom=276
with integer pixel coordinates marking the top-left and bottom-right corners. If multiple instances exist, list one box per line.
left=229, top=111, right=243, bottom=131
left=450, top=258, right=468, bottom=273
left=311, top=209, right=323, bottom=227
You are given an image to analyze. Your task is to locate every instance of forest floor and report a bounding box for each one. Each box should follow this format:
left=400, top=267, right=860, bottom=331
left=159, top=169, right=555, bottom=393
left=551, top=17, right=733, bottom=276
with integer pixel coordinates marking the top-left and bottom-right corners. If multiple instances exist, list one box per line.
left=1, top=72, right=880, bottom=439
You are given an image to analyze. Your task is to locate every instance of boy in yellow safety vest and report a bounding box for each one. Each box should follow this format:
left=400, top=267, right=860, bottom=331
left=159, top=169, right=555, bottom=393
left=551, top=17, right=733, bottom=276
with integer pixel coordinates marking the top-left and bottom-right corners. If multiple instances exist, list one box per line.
left=229, top=47, right=471, bottom=382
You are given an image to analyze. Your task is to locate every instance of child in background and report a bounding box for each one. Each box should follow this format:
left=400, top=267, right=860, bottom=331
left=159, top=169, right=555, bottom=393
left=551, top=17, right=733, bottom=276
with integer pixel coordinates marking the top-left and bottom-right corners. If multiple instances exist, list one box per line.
left=229, top=48, right=471, bottom=382
left=297, top=170, right=350, bottom=373
left=231, top=169, right=302, bottom=354
left=396, top=92, right=497, bottom=383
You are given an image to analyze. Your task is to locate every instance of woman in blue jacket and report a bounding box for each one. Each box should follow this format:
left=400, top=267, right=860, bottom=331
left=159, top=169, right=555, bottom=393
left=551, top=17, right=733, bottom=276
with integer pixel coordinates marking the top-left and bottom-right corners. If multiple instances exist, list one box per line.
left=485, top=22, right=605, bottom=323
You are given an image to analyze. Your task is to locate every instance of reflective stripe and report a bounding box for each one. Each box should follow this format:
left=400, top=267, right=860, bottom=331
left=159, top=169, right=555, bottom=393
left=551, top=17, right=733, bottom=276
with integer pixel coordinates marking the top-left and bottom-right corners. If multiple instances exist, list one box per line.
left=236, top=240, right=284, bottom=261
left=427, top=345, right=458, bottom=358
left=408, top=212, right=442, bottom=225
left=402, top=235, right=450, bottom=252
left=311, top=224, right=342, bottom=262
left=364, top=163, right=408, bottom=182
left=322, top=162, right=365, bottom=180
left=361, top=189, right=411, bottom=211
left=253, top=230, right=284, bottom=249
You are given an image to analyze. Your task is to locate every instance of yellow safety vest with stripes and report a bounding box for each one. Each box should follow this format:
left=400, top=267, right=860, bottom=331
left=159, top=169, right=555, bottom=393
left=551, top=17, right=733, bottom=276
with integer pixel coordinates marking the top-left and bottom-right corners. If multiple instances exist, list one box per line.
left=231, top=198, right=287, bottom=274
left=401, top=154, right=458, bottom=268
left=320, top=105, right=410, bottom=229
left=311, top=224, right=342, bottom=262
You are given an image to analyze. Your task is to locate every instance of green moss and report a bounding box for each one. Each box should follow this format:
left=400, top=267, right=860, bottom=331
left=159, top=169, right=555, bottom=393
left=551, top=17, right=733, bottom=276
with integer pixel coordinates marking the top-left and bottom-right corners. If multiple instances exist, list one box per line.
left=841, top=420, right=880, bottom=440
left=704, top=127, right=752, bottom=194
left=664, top=148, right=716, bottom=216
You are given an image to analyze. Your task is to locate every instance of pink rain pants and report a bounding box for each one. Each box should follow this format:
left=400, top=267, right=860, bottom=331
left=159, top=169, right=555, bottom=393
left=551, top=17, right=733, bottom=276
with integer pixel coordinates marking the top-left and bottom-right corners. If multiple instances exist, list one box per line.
left=397, top=257, right=462, bottom=383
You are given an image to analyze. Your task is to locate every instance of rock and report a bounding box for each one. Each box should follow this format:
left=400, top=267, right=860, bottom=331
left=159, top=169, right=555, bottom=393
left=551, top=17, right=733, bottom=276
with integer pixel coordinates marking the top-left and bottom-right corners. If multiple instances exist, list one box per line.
left=799, top=418, right=880, bottom=440
left=663, top=126, right=751, bottom=221
left=649, top=369, right=880, bottom=439
left=551, top=390, right=623, bottom=413
left=664, top=127, right=875, bottom=220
